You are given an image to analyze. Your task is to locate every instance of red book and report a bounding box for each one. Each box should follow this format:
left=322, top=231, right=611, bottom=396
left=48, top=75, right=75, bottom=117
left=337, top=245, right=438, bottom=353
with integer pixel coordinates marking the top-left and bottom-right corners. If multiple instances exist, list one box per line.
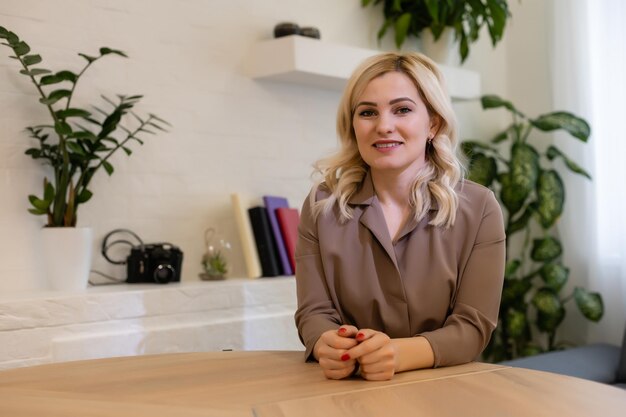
left=275, top=207, right=300, bottom=273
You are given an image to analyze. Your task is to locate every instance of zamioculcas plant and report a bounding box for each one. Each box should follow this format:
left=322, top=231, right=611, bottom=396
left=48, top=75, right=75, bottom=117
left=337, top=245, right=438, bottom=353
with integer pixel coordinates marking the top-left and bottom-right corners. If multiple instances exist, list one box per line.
left=362, top=0, right=510, bottom=63
left=0, top=26, right=169, bottom=227
left=462, top=95, right=604, bottom=362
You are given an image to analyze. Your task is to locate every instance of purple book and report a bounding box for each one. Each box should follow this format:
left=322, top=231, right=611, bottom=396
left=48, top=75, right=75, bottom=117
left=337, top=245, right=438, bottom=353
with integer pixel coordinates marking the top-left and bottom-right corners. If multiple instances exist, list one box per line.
left=263, top=195, right=293, bottom=275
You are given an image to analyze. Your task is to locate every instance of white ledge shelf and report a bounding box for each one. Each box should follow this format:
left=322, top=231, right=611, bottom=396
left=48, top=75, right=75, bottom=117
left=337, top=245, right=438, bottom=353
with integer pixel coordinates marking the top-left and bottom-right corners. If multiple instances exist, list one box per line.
left=246, top=35, right=480, bottom=99
left=0, top=278, right=301, bottom=369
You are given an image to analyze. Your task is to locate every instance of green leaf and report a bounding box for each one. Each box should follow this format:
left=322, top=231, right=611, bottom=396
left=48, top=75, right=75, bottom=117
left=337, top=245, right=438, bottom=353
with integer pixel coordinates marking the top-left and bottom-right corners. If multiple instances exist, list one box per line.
left=531, top=237, right=562, bottom=262
left=461, top=140, right=499, bottom=155
left=76, top=189, right=93, bottom=204
left=508, top=206, right=533, bottom=236
left=39, top=74, right=62, bottom=85
left=537, top=307, right=566, bottom=333
left=57, top=70, right=78, bottom=83
left=392, top=0, right=402, bottom=13
left=102, top=160, right=114, bottom=175
left=19, top=68, right=51, bottom=76
left=546, top=145, right=591, bottom=179
left=533, top=288, right=562, bottom=315
left=486, top=0, right=508, bottom=44
left=500, top=143, right=539, bottom=215
left=66, top=141, right=86, bottom=156
left=28, top=207, right=48, bottom=215
left=574, top=287, right=603, bottom=322
left=39, top=89, right=72, bottom=105
left=424, top=0, right=440, bottom=21
left=69, top=130, right=98, bottom=141
left=459, top=30, right=469, bottom=63
left=531, top=111, right=590, bottom=142
left=122, top=146, right=132, bottom=156
left=78, top=53, right=97, bottom=63
left=467, top=153, right=497, bottom=187
left=501, top=278, right=532, bottom=309
left=13, top=41, right=31, bottom=56
left=5, top=31, right=19, bottom=44
left=54, top=121, right=72, bottom=136
left=377, top=18, right=392, bottom=41
left=22, top=54, right=42, bottom=66
left=535, top=170, right=564, bottom=229
left=533, top=287, right=566, bottom=332
left=44, top=182, right=55, bottom=203
left=505, top=309, right=527, bottom=338
left=491, top=131, right=508, bottom=143
left=394, top=13, right=412, bottom=49
left=56, top=108, right=92, bottom=119
left=481, top=94, right=524, bottom=117
left=510, top=143, right=540, bottom=193
left=0, top=26, right=8, bottom=38
left=539, top=263, right=569, bottom=292
left=28, top=194, right=50, bottom=211
left=99, top=47, right=128, bottom=58
left=504, top=259, right=521, bottom=279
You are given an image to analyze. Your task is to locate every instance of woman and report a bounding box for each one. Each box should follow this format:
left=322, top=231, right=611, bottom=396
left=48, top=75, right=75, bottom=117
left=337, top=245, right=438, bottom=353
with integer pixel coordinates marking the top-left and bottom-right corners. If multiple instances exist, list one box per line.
left=294, top=52, right=505, bottom=381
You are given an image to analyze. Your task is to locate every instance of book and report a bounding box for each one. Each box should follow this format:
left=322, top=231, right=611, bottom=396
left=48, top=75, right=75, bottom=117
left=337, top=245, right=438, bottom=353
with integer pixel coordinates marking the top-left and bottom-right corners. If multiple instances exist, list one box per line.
left=230, top=193, right=262, bottom=279
left=262, top=195, right=292, bottom=276
left=275, top=207, right=300, bottom=273
left=248, top=206, right=281, bottom=277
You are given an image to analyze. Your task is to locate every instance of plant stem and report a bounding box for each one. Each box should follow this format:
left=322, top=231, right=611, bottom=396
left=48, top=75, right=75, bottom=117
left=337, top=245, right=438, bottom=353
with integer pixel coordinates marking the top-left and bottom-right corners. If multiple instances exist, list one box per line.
left=65, top=60, right=96, bottom=111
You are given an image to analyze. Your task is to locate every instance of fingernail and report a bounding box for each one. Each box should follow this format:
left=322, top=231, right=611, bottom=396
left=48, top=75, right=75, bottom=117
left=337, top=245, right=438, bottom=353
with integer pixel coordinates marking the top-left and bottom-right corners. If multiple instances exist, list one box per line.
left=341, top=353, right=350, bottom=361
left=356, top=332, right=365, bottom=339
left=338, top=328, right=346, bottom=334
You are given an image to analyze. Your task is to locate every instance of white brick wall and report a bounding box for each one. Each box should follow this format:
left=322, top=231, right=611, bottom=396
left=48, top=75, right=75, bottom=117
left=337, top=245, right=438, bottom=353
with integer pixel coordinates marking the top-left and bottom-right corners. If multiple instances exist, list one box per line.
left=0, top=0, right=509, bottom=293
left=0, top=0, right=381, bottom=292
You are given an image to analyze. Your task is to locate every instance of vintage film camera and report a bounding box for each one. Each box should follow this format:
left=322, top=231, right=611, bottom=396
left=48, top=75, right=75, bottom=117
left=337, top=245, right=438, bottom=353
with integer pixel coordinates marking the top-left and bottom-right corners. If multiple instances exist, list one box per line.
left=102, top=229, right=183, bottom=284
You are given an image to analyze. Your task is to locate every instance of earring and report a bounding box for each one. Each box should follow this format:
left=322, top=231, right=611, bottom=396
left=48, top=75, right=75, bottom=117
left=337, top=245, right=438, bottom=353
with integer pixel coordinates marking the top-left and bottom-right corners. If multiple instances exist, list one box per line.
left=427, top=134, right=434, bottom=145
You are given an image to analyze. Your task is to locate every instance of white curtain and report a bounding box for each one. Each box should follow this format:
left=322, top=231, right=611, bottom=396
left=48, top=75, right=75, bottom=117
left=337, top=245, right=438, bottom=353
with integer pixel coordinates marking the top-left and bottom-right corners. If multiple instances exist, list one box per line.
left=550, top=0, right=626, bottom=345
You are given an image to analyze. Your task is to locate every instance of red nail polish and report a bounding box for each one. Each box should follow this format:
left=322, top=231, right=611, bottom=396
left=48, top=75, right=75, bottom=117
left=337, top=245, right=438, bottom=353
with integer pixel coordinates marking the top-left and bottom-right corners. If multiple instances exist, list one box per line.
left=338, top=328, right=346, bottom=334
left=356, top=332, right=365, bottom=339
left=341, top=353, right=350, bottom=361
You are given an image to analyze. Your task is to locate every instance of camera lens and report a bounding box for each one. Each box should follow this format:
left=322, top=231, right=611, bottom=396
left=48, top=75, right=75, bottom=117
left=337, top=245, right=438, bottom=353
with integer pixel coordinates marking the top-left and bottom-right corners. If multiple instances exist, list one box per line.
left=153, top=264, right=175, bottom=284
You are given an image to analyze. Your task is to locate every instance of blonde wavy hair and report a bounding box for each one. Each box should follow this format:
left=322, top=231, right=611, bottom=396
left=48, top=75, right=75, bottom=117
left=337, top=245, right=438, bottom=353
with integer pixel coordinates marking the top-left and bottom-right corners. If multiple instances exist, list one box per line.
left=312, top=52, right=464, bottom=228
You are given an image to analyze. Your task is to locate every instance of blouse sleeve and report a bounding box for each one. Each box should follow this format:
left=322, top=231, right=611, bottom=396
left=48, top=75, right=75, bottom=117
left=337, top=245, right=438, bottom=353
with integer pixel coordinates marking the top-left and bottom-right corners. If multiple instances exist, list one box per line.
left=294, top=188, right=342, bottom=361
left=419, top=189, right=506, bottom=367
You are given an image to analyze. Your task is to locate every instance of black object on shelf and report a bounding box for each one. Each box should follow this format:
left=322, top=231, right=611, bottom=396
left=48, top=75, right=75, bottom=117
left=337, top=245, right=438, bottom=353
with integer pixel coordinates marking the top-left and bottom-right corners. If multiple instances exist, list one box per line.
left=274, top=22, right=300, bottom=38
left=300, top=27, right=320, bottom=39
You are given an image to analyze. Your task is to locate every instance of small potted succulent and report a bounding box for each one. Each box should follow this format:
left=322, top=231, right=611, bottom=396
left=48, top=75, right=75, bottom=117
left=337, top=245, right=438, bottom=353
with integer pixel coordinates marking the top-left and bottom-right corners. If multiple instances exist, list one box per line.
left=0, top=26, right=169, bottom=290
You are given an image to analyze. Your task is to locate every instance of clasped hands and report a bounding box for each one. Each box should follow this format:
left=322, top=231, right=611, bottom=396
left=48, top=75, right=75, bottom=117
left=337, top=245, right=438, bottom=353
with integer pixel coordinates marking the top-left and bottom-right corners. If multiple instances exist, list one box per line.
left=313, top=325, right=398, bottom=381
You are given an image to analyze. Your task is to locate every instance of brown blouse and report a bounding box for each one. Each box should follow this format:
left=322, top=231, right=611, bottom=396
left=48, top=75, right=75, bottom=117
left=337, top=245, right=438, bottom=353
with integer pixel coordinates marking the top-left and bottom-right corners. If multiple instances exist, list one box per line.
left=294, top=173, right=506, bottom=367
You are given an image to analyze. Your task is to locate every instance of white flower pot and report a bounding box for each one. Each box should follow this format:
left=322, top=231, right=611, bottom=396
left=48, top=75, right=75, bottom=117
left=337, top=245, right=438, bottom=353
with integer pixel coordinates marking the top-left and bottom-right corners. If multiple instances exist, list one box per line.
left=41, top=227, right=93, bottom=291
left=420, top=28, right=460, bottom=66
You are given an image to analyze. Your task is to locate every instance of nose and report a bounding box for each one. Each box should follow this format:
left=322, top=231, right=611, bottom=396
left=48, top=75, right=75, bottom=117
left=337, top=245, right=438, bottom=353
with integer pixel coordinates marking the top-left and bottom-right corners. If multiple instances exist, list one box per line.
left=376, top=112, right=395, bottom=135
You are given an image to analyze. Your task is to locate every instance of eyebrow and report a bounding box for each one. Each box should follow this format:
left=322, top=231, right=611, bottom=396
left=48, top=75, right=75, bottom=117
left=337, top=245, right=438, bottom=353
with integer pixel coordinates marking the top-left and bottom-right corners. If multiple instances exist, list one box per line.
left=354, top=97, right=417, bottom=109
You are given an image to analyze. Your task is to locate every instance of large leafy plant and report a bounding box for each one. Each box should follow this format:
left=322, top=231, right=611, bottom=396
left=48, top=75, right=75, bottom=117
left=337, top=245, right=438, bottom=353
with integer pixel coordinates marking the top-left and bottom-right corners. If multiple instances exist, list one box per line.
left=0, top=26, right=169, bottom=227
left=462, top=95, right=604, bottom=362
left=362, top=0, right=510, bottom=63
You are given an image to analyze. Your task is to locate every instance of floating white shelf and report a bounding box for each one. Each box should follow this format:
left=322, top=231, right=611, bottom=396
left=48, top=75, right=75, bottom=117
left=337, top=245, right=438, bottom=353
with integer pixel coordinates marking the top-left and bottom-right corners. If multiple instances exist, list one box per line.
left=246, top=35, right=481, bottom=100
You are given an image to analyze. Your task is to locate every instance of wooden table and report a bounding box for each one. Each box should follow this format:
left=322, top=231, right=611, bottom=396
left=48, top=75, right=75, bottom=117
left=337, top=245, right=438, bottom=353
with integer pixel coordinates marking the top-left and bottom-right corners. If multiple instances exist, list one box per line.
left=0, top=351, right=624, bottom=416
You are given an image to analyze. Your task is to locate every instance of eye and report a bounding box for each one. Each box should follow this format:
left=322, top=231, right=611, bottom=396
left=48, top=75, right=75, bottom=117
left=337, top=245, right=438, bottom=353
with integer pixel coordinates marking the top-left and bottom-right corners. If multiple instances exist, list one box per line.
left=358, top=109, right=376, bottom=118
left=395, top=106, right=412, bottom=115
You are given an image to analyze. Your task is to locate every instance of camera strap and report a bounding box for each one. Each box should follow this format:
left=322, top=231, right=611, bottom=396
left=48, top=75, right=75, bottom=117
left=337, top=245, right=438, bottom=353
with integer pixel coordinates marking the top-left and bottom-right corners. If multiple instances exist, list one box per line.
left=101, top=229, right=145, bottom=265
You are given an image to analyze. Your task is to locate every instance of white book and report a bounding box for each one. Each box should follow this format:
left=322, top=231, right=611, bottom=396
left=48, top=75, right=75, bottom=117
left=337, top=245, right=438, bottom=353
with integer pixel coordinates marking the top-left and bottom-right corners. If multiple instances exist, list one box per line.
left=230, top=193, right=262, bottom=279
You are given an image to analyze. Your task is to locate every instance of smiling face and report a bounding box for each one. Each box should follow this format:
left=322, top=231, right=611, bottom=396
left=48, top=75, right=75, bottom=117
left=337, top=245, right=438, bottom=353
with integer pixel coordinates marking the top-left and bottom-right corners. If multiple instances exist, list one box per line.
left=352, top=71, right=436, bottom=180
